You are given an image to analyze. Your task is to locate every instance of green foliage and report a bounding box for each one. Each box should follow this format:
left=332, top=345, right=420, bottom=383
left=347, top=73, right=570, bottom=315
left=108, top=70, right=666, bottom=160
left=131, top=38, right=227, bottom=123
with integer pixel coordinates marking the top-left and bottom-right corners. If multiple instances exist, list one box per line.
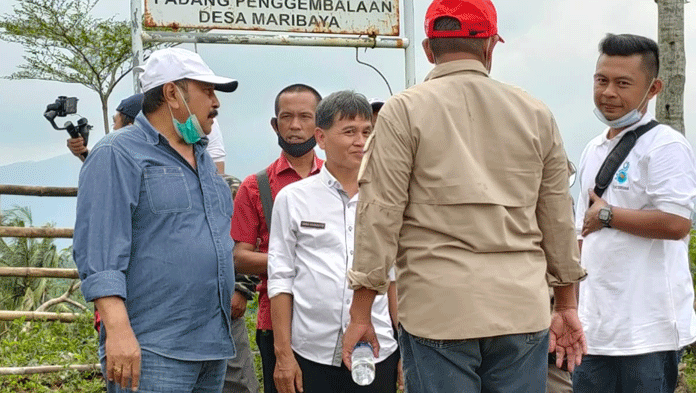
left=0, top=207, right=81, bottom=313
left=0, top=0, right=161, bottom=134
left=0, top=314, right=103, bottom=392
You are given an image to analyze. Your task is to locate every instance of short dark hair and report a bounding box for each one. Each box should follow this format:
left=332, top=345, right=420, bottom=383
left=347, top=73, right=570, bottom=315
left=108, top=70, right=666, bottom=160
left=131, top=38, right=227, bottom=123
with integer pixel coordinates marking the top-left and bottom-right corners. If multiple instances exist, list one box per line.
left=274, top=84, right=322, bottom=116
left=141, top=79, right=188, bottom=115
left=599, top=33, right=659, bottom=79
left=429, top=17, right=487, bottom=59
left=120, top=113, right=135, bottom=126
left=315, top=90, right=372, bottom=130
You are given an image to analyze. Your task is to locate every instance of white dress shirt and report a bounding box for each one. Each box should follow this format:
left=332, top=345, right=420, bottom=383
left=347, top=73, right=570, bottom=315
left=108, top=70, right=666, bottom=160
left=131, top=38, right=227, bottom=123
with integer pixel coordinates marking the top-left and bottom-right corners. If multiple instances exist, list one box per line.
left=206, top=119, right=226, bottom=163
left=575, top=112, right=696, bottom=355
left=268, top=165, right=398, bottom=366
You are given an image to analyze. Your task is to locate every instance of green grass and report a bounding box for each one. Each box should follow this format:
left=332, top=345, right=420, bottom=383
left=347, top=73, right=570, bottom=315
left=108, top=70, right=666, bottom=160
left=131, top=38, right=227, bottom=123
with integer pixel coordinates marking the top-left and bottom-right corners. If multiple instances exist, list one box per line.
left=0, top=298, right=264, bottom=392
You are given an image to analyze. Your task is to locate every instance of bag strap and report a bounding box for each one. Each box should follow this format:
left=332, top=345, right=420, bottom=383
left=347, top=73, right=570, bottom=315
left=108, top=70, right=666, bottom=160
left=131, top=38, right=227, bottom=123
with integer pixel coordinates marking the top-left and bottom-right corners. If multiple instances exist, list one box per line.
left=593, top=120, right=659, bottom=199
left=256, top=169, right=274, bottom=231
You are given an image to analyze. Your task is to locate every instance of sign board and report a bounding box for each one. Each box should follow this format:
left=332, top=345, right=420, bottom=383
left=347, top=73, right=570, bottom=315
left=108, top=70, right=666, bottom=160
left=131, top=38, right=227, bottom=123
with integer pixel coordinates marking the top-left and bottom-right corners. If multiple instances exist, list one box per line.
left=144, top=0, right=400, bottom=36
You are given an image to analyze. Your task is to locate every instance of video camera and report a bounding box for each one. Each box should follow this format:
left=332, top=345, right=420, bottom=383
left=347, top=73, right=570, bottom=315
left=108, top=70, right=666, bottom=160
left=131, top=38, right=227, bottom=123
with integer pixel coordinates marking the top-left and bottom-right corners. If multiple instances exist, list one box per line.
left=44, top=96, right=92, bottom=159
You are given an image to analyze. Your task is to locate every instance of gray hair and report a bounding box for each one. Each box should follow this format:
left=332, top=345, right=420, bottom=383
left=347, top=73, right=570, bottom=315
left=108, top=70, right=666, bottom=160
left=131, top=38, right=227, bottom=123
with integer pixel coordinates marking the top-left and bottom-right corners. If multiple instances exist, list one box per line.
left=315, top=90, right=372, bottom=130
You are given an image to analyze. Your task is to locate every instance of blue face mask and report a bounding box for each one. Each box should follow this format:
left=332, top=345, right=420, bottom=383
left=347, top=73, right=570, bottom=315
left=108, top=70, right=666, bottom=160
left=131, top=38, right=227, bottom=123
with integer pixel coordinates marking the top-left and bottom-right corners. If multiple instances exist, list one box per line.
left=594, top=78, right=655, bottom=129
left=168, top=86, right=205, bottom=144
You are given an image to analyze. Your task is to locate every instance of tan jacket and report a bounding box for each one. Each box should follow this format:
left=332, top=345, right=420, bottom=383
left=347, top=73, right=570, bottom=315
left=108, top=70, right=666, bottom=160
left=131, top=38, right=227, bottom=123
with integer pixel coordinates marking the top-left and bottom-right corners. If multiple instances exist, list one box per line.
left=348, top=60, right=586, bottom=340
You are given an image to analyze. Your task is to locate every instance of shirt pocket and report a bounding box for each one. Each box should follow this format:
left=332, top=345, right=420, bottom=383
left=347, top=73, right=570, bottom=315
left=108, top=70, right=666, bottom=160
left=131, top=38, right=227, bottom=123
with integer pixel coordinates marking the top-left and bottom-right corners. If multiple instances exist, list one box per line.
left=143, top=166, right=192, bottom=214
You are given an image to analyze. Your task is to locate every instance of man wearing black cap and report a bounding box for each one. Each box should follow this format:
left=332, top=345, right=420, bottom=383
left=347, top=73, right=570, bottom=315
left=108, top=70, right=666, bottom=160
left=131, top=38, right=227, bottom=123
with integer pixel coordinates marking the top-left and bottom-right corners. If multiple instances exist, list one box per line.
left=74, top=47, right=239, bottom=392
left=67, top=93, right=142, bottom=161
left=342, top=0, right=587, bottom=391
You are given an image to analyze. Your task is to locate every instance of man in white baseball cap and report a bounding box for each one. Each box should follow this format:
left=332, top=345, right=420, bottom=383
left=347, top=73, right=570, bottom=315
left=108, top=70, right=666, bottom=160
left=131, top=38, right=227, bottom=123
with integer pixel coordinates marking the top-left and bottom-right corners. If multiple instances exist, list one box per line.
left=74, top=47, right=239, bottom=392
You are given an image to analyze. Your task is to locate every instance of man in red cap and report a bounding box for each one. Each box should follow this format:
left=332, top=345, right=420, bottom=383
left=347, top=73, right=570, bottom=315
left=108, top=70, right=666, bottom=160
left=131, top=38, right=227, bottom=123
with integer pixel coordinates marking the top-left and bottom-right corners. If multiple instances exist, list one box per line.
left=341, top=0, right=587, bottom=391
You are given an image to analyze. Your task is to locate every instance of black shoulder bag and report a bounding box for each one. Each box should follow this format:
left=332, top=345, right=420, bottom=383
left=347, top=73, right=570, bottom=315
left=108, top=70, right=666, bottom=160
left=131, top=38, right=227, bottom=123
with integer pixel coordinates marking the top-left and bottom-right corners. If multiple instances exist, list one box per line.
left=592, top=120, right=659, bottom=203
left=256, top=169, right=274, bottom=231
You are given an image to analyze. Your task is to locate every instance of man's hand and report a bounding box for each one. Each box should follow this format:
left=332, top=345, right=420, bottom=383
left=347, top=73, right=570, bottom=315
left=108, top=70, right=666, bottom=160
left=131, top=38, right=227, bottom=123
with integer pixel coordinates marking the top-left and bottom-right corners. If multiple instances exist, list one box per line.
left=231, top=290, right=248, bottom=319
left=95, top=296, right=141, bottom=391
left=105, top=322, right=141, bottom=390
left=396, top=358, right=404, bottom=391
left=582, top=189, right=608, bottom=236
left=67, top=137, right=88, bottom=160
left=342, top=319, right=379, bottom=370
left=274, top=353, right=303, bottom=393
left=549, top=308, right=587, bottom=373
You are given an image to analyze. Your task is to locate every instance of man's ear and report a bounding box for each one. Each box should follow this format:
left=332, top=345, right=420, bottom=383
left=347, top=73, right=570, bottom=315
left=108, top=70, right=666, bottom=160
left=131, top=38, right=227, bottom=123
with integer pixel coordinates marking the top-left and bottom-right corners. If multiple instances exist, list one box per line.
left=648, top=78, right=663, bottom=100
left=315, top=127, right=326, bottom=150
left=270, top=117, right=279, bottom=133
left=422, top=38, right=436, bottom=64
left=162, top=82, right=182, bottom=109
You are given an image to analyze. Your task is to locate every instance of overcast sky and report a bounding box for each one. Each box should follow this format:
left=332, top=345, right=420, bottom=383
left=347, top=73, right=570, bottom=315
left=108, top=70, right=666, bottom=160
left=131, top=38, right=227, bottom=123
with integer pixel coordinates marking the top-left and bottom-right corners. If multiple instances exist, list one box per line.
left=1, top=0, right=695, bottom=198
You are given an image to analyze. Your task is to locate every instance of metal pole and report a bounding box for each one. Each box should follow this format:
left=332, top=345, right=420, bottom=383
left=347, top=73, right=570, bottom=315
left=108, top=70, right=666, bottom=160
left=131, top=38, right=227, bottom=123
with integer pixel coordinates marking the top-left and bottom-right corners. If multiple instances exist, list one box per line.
left=403, top=0, right=417, bottom=88
left=131, top=0, right=144, bottom=93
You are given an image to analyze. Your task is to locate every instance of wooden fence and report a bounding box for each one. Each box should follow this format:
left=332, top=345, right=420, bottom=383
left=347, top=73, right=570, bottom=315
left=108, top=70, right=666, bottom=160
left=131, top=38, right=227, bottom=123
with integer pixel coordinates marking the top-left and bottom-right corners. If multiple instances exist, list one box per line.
left=0, top=184, right=98, bottom=376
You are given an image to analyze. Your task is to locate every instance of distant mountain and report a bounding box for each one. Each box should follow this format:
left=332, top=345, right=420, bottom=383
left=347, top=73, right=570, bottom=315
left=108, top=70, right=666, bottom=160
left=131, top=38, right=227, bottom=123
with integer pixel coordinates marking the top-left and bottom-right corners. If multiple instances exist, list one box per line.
left=0, top=154, right=82, bottom=228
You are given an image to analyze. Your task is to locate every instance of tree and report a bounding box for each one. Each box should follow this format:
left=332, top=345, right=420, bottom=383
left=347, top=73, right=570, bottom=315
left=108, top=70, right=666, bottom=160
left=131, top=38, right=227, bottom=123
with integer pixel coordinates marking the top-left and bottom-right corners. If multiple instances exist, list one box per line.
left=0, top=207, right=79, bottom=313
left=655, top=0, right=687, bottom=134
left=0, top=0, right=160, bottom=135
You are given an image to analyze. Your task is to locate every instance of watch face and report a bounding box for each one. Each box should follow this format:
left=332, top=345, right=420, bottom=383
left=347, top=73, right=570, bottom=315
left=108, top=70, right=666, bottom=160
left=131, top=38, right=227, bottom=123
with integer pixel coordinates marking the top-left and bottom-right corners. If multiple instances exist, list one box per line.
left=599, top=208, right=610, bottom=221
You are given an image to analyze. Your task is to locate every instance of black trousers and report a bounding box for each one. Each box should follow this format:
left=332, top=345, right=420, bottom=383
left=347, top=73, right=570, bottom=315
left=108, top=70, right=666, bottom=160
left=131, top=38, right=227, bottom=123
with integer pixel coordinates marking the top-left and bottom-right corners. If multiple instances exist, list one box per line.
left=294, top=350, right=399, bottom=393
left=256, top=329, right=278, bottom=393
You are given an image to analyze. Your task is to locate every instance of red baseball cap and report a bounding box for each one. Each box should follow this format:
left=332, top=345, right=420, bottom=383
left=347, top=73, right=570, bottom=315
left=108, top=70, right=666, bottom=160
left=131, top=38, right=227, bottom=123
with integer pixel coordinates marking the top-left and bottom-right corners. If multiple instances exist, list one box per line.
left=424, top=0, right=503, bottom=42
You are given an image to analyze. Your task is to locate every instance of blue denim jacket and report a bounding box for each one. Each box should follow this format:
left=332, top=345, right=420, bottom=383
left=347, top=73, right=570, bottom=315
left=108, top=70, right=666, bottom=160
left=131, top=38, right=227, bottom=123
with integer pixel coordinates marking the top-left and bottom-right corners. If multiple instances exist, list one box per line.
left=73, top=113, right=236, bottom=361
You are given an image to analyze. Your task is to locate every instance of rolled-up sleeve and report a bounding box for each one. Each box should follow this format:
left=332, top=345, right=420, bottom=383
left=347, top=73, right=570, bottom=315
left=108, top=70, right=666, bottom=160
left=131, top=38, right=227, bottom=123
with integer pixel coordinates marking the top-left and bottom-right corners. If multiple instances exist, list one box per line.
left=646, top=142, right=696, bottom=219
left=267, top=189, right=296, bottom=298
left=348, top=105, right=413, bottom=295
left=536, top=115, right=586, bottom=286
left=73, top=142, right=140, bottom=302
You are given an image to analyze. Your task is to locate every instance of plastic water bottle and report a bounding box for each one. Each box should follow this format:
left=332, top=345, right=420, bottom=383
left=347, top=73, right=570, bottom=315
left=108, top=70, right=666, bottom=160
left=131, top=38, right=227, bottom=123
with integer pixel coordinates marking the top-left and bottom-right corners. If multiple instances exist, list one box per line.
left=351, top=342, right=376, bottom=386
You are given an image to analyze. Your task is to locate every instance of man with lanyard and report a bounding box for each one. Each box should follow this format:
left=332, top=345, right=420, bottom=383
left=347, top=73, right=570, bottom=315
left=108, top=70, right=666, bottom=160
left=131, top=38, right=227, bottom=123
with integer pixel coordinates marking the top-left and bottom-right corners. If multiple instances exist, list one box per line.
left=573, top=33, right=696, bottom=393
left=341, top=0, right=587, bottom=391
left=73, top=47, right=238, bottom=392
left=231, top=84, right=323, bottom=393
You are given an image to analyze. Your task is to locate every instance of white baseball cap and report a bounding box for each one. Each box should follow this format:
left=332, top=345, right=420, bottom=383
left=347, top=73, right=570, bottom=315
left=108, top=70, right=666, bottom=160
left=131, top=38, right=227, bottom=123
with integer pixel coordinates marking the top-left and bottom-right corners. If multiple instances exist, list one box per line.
left=135, top=48, right=238, bottom=93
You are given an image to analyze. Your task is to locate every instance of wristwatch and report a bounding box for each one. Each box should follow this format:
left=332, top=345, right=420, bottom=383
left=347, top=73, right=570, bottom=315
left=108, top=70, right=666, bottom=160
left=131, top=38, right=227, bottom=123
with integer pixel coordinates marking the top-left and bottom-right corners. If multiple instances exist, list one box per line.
left=598, top=205, right=613, bottom=227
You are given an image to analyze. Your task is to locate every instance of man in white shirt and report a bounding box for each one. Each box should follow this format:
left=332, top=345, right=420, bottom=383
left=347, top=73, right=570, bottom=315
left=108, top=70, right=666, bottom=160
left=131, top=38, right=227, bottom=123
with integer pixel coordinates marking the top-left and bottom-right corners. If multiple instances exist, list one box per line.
left=574, top=33, right=696, bottom=393
left=268, top=90, right=399, bottom=393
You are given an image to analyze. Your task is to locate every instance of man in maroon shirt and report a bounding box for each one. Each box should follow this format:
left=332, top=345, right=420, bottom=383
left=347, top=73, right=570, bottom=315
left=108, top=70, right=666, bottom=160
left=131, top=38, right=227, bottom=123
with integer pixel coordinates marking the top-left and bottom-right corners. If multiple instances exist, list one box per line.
left=231, top=84, right=323, bottom=393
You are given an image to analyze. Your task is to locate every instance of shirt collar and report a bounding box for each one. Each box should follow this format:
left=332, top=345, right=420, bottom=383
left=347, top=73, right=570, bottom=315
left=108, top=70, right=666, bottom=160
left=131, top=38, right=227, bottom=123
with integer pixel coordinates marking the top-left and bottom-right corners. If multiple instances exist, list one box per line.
left=601, top=111, right=656, bottom=143
left=133, top=113, right=209, bottom=148
left=319, top=165, right=342, bottom=191
left=424, top=59, right=489, bottom=82
left=277, top=151, right=321, bottom=175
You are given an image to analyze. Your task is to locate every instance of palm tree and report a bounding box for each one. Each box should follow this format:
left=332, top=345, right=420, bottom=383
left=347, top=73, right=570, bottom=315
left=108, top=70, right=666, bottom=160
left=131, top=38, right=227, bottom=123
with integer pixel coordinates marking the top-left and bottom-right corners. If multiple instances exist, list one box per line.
left=0, top=206, right=78, bottom=312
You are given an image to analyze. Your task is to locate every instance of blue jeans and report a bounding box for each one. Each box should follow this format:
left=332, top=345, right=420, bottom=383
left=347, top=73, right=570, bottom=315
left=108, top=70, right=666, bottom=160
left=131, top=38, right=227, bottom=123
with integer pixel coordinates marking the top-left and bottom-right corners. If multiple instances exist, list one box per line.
left=100, top=349, right=228, bottom=393
left=399, top=326, right=549, bottom=393
left=572, top=351, right=682, bottom=393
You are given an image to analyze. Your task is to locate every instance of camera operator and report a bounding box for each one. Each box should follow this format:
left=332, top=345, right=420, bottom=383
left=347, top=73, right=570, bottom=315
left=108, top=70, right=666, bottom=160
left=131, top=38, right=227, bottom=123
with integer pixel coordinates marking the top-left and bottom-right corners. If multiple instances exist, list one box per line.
left=66, top=92, right=228, bottom=173
left=67, top=94, right=141, bottom=162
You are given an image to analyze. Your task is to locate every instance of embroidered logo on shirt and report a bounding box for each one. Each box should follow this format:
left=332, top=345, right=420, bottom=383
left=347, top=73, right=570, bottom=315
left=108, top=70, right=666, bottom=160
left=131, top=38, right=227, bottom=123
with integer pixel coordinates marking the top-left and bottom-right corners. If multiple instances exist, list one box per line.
left=301, top=221, right=326, bottom=229
left=615, top=162, right=630, bottom=184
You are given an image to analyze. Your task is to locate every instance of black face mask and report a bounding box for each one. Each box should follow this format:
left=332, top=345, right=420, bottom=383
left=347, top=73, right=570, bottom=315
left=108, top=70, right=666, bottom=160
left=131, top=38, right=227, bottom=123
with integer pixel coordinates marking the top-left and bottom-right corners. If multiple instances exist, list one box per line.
left=277, top=133, right=316, bottom=157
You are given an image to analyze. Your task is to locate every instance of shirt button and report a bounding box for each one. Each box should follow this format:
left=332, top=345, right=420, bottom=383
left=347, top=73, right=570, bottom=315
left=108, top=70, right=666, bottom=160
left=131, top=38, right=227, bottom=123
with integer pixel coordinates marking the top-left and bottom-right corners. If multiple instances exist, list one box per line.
left=346, top=298, right=350, bottom=304
left=348, top=226, right=353, bottom=231
left=350, top=250, right=354, bottom=255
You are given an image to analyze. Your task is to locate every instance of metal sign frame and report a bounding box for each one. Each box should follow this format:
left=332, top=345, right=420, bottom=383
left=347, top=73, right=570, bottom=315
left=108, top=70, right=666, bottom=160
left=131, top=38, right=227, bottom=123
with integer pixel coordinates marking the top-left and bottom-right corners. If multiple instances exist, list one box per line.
left=130, top=0, right=415, bottom=92
left=143, top=0, right=401, bottom=37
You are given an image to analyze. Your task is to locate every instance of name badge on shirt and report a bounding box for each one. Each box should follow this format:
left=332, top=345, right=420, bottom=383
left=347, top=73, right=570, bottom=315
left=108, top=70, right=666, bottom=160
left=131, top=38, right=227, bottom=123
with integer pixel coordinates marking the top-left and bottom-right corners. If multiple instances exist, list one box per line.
left=301, top=221, right=326, bottom=229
